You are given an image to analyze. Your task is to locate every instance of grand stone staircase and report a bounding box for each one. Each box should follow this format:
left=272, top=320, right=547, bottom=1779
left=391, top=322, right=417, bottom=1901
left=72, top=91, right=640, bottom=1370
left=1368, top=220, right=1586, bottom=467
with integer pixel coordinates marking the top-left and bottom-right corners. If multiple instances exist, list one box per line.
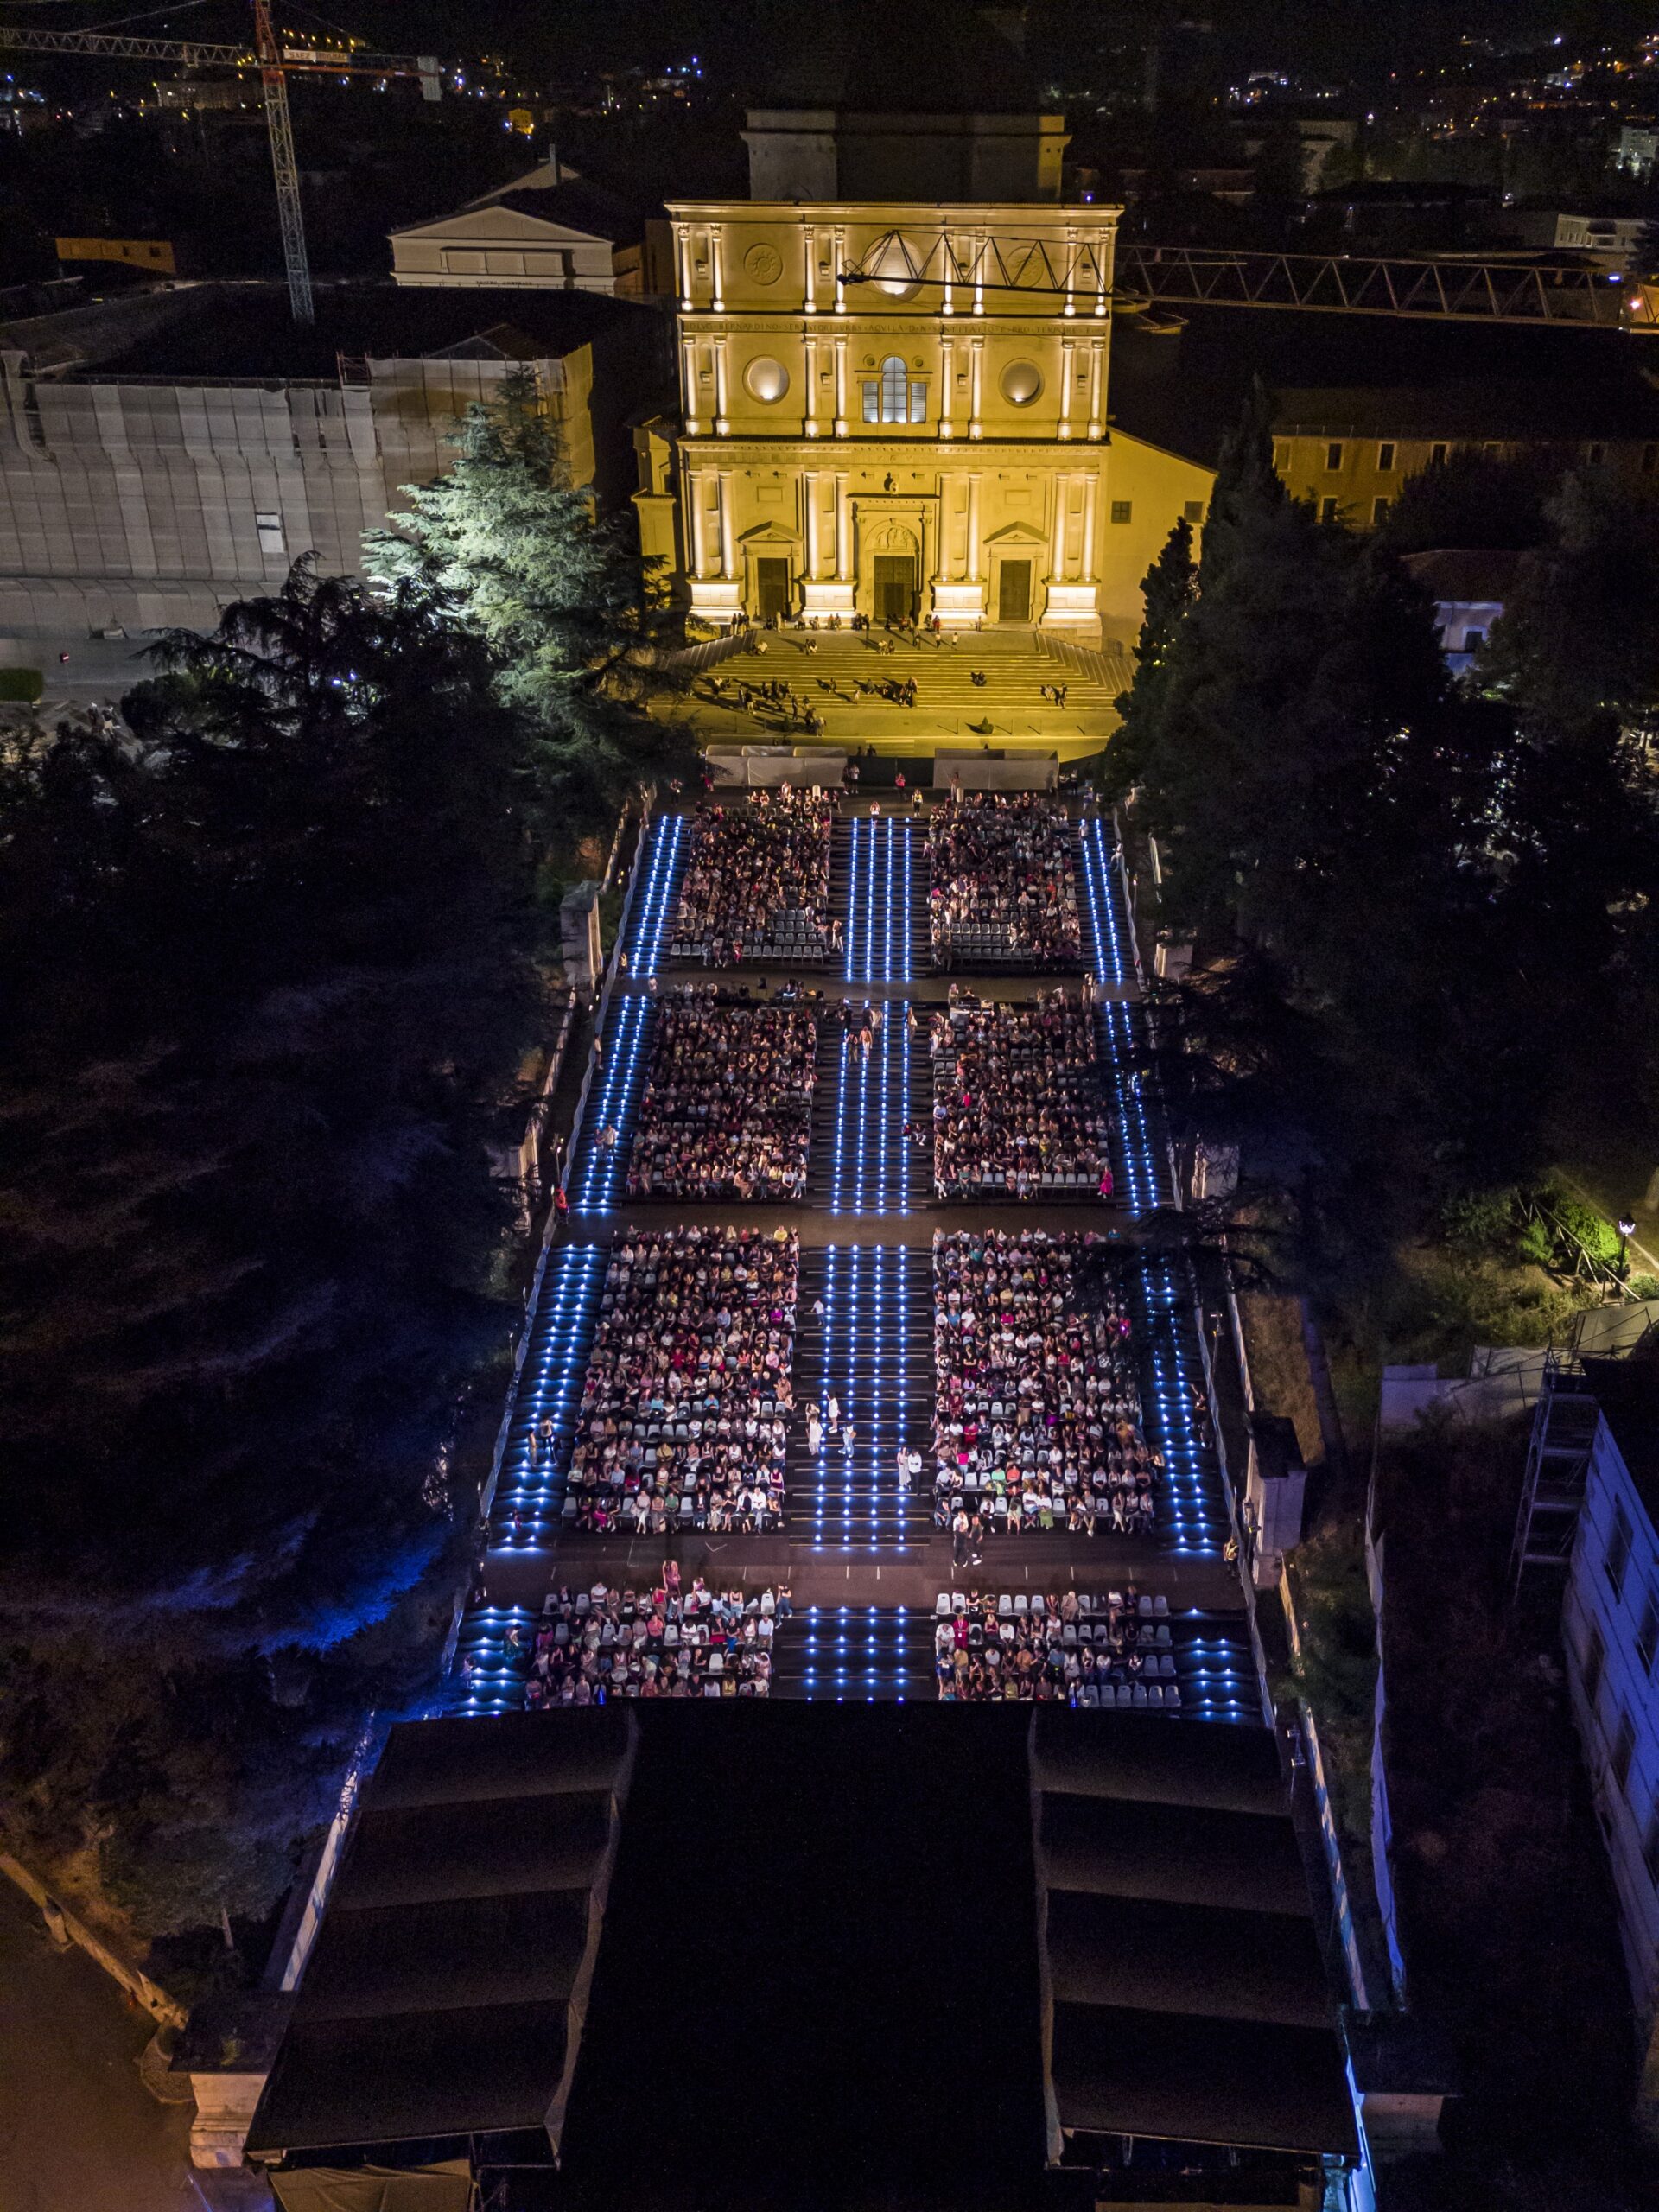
left=691, top=626, right=1128, bottom=749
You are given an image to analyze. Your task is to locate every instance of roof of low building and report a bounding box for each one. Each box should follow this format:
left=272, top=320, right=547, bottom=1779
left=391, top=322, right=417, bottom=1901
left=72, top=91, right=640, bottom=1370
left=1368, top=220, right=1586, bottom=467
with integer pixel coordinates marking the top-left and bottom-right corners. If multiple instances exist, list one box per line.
left=1400, top=548, right=1527, bottom=603
left=38, top=282, right=652, bottom=383
left=1583, top=1349, right=1659, bottom=1534
left=1109, top=304, right=1659, bottom=469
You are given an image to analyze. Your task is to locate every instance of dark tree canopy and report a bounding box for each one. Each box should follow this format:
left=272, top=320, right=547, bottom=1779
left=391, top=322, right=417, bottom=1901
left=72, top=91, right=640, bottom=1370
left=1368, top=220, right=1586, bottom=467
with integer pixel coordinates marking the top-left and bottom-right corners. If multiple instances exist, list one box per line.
left=1107, top=394, right=1659, bottom=1271
left=0, top=567, right=550, bottom=1929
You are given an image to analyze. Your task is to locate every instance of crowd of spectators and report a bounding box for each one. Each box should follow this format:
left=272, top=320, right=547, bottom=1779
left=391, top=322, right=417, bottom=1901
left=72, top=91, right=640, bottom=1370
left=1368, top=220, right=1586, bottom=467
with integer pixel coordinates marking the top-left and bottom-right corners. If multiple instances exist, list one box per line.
left=671, top=787, right=836, bottom=965
left=932, top=1587, right=1183, bottom=1707
left=930, top=988, right=1114, bottom=1198
left=928, top=794, right=1082, bottom=967
left=931, top=1230, right=1157, bottom=1537
left=524, top=1577, right=788, bottom=1703
left=626, top=988, right=817, bottom=1201
left=565, top=1226, right=798, bottom=1534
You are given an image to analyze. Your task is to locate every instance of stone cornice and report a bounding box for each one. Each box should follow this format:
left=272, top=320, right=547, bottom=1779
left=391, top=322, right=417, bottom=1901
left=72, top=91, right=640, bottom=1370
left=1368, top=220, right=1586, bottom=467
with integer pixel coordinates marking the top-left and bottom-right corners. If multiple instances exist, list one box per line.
left=677, top=314, right=1110, bottom=337
left=677, top=439, right=1108, bottom=466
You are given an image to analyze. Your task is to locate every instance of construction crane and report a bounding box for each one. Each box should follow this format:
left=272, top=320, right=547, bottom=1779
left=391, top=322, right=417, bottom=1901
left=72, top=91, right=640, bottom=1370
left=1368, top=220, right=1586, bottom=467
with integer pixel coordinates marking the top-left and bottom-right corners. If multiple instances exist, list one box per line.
left=0, top=6, right=442, bottom=327
left=838, top=227, right=1644, bottom=333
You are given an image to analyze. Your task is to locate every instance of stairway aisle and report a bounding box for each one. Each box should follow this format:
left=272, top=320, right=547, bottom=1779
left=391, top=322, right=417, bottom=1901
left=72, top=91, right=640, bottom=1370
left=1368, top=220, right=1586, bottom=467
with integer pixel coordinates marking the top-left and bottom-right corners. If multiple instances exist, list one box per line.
left=570, top=995, right=653, bottom=1212
left=1077, top=815, right=1173, bottom=1217
left=786, top=1245, right=932, bottom=1552
left=625, top=811, right=690, bottom=977
left=809, top=1001, right=920, bottom=1217
left=842, top=813, right=918, bottom=983
left=768, top=1605, right=939, bottom=1700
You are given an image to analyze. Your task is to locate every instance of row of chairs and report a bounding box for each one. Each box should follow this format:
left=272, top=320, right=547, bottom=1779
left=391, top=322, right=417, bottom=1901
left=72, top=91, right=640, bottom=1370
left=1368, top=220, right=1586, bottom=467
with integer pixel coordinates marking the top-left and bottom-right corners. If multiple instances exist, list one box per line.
left=1077, top=1681, right=1181, bottom=1711
left=936, top=1590, right=1172, bottom=1618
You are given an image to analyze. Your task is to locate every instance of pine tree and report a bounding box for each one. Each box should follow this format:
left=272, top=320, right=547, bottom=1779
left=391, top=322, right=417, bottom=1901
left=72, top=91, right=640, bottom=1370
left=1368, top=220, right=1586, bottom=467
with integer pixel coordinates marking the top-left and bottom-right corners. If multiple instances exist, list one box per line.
left=363, top=366, right=684, bottom=830
left=1103, top=514, right=1197, bottom=800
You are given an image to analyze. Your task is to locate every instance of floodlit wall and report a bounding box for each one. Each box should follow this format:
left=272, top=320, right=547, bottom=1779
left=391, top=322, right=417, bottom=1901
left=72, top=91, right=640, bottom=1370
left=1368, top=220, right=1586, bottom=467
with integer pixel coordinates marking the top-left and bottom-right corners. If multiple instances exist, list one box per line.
left=0, top=351, right=594, bottom=639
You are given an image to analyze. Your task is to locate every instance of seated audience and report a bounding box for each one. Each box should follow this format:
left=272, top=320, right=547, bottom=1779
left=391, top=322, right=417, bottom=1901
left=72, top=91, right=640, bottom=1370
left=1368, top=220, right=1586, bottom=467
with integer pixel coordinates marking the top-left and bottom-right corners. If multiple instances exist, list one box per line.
left=928, top=793, right=1081, bottom=967
left=672, top=787, right=836, bottom=964
left=525, top=1579, right=784, bottom=1701
left=930, top=988, right=1113, bottom=1198
left=626, top=988, right=817, bottom=1201
left=565, top=1225, right=798, bottom=1534
left=931, top=1230, right=1157, bottom=1536
left=931, top=1587, right=1183, bottom=1707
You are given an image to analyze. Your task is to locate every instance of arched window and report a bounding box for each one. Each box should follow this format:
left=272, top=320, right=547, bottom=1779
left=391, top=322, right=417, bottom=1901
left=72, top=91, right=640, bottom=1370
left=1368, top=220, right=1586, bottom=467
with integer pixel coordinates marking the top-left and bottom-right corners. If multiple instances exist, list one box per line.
left=861, top=355, right=927, bottom=424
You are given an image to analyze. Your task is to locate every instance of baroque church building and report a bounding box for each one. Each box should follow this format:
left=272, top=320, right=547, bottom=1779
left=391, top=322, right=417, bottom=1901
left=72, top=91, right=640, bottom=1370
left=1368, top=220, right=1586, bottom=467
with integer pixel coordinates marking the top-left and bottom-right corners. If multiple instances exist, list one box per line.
left=632, top=12, right=1212, bottom=647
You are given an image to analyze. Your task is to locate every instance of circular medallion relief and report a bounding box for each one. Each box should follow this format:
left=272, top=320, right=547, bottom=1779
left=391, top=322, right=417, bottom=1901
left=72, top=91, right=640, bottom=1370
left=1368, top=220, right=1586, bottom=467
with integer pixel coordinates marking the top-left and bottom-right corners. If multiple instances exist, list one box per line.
left=744, top=242, right=784, bottom=286
left=1000, top=359, right=1044, bottom=406
left=744, top=355, right=791, bottom=404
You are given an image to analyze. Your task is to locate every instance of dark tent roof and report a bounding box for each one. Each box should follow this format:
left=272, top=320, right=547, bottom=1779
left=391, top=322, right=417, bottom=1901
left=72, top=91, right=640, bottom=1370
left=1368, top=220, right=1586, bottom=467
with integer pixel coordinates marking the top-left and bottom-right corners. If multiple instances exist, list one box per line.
left=1031, top=1710, right=1357, bottom=2161
left=766, top=1, right=1041, bottom=114
left=251, top=1704, right=1357, bottom=2194
left=247, top=1708, right=631, bottom=2159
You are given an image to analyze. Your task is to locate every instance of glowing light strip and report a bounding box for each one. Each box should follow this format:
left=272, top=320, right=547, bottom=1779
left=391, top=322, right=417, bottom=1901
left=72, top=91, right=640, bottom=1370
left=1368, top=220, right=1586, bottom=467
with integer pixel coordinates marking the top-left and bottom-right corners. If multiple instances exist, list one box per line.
left=571, top=995, right=651, bottom=1211
left=1077, top=819, right=1168, bottom=1217
left=628, top=813, right=687, bottom=977
left=1131, top=1250, right=1230, bottom=1557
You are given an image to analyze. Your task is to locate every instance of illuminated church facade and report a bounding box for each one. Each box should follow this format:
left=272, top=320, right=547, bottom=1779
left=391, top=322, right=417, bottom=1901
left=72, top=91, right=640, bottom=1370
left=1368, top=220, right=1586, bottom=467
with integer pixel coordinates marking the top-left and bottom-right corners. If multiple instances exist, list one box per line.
left=632, top=28, right=1213, bottom=648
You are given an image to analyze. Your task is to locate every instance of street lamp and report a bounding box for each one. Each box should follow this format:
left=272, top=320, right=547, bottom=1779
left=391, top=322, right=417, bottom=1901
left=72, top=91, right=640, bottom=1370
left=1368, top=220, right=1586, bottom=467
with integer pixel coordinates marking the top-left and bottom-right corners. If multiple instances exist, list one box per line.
left=1618, top=1216, right=1637, bottom=1281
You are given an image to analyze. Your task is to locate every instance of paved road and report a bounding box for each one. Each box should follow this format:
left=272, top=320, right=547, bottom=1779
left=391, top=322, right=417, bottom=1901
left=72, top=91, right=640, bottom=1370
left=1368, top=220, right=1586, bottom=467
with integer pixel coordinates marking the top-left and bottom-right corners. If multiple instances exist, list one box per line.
left=0, top=1878, right=270, bottom=2212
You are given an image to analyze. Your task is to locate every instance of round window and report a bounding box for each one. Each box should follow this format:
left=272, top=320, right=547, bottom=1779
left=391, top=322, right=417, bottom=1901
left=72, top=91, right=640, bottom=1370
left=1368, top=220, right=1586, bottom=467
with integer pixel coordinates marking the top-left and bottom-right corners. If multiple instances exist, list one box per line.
left=1000, top=359, right=1044, bottom=406
left=868, top=235, right=922, bottom=302
left=743, top=355, right=791, bottom=404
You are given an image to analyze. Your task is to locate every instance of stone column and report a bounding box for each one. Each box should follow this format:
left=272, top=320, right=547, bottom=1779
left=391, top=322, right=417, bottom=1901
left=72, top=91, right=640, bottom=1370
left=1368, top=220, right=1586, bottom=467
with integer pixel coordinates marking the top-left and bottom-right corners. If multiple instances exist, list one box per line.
left=1081, top=470, right=1098, bottom=583
left=834, top=336, right=848, bottom=437
left=942, top=225, right=955, bottom=317
left=1047, top=477, right=1065, bottom=586
left=834, top=228, right=847, bottom=314
left=804, top=334, right=819, bottom=437
left=718, top=471, right=736, bottom=581
left=966, top=472, right=982, bottom=582
left=1064, top=224, right=1077, bottom=319
left=687, top=468, right=707, bottom=577
left=1094, top=231, right=1109, bottom=318
left=713, top=339, right=729, bottom=436
left=938, top=334, right=955, bottom=439
left=972, top=229, right=986, bottom=315
left=709, top=225, right=725, bottom=313
left=804, top=222, right=817, bottom=314
left=804, top=470, right=821, bottom=579
left=969, top=339, right=983, bottom=441
left=675, top=223, right=693, bottom=309
left=1058, top=339, right=1075, bottom=442
left=1087, top=340, right=1105, bottom=441
left=682, top=337, right=702, bottom=435
left=835, top=473, right=851, bottom=582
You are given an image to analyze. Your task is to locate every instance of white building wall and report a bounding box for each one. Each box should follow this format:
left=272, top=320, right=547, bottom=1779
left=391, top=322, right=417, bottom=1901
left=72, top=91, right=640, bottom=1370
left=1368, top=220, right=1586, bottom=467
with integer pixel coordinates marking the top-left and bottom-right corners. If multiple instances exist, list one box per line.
left=0, top=356, right=573, bottom=639
left=1562, top=1421, right=1659, bottom=2036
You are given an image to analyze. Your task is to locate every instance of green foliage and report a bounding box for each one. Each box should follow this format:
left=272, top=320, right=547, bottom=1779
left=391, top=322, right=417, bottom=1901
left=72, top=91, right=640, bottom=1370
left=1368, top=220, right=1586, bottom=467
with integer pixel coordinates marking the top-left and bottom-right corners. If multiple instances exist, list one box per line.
left=0, top=667, right=41, bottom=703
left=1480, top=471, right=1659, bottom=746
left=1114, top=386, right=1659, bottom=1294
left=1377, top=447, right=1557, bottom=556
left=1441, top=1187, right=1519, bottom=1255
left=0, top=564, right=547, bottom=1932
left=363, top=366, right=688, bottom=837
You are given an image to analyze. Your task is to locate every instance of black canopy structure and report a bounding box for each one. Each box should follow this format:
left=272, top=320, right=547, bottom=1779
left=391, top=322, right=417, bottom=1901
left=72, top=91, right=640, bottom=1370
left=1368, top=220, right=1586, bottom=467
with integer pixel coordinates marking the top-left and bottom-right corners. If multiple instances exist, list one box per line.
left=249, top=1705, right=1357, bottom=2204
